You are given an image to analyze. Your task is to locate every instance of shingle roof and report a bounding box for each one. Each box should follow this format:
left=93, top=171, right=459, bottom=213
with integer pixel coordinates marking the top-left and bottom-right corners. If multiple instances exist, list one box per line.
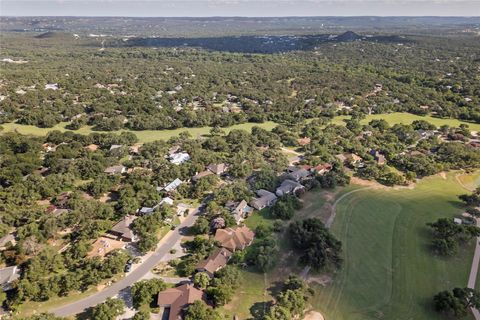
left=196, top=247, right=232, bottom=275
left=214, top=226, right=255, bottom=252
left=157, top=283, right=204, bottom=320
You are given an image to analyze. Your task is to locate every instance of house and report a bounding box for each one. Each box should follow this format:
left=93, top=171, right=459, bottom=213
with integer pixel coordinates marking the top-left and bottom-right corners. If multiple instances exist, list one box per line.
left=195, top=247, right=232, bottom=278
left=276, top=179, right=305, bottom=197
left=139, top=207, right=154, bottom=215
left=46, top=206, right=69, bottom=217
left=87, top=236, right=126, bottom=258
left=42, top=143, right=56, bottom=152
left=109, top=144, right=123, bottom=151
left=250, top=189, right=277, bottom=210
left=226, top=200, right=253, bottom=224
left=214, top=226, right=255, bottom=252
left=157, top=283, right=205, bottom=320
left=207, top=163, right=227, bottom=175
left=160, top=197, right=174, bottom=206
left=176, top=203, right=191, bottom=216
left=297, top=137, right=311, bottom=146
left=286, top=168, right=312, bottom=182
left=312, top=163, right=332, bottom=175
left=104, top=165, right=126, bottom=175
left=336, top=153, right=362, bottom=165
left=370, top=150, right=386, bottom=165
left=85, top=144, right=99, bottom=152
left=44, top=83, right=59, bottom=90
left=164, top=178, right=183, bottom=193
left=54, top=192, right=71, bottom=208
left=0, top=234, right=15, bottom=250
left=129, top=144, right=142, bottom=154
left=170, top=152, right=190, bottom=165
left=192, top=171, right=213, bottom=182
left=107, top=215, right=137, bottom=242
left=416, top=129, right=435, bottom=139
left=0, top=266, right=20, bottom=291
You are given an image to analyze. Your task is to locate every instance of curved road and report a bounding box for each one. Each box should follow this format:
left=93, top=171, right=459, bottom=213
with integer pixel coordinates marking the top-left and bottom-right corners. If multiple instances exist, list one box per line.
left=52, top=209, right=199, bottom=317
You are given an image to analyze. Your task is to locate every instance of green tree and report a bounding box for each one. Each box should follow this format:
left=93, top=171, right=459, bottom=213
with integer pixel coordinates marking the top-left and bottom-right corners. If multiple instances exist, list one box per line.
left=90, top=298, right=125, bottom=320
left=184, top=300, right=223, bottom=320
left=193, top=272, right=211, bottom=289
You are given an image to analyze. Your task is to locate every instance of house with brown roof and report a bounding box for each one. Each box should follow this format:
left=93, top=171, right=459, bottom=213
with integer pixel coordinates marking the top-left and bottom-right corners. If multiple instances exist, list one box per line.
left=192, top=170, right=213, bottom=182
left=157, top=283, right=205, bottom=320
left=214, top=226, right=255, bottom=252
left=85, top=144, right=99, bottom=152
left=312, top=163, right=332, bottom=175
left=107, top=215, right=137, bottom=242
left=195, top=247, right=232, bottom=278
left=207, top=163, right=227, bottom=175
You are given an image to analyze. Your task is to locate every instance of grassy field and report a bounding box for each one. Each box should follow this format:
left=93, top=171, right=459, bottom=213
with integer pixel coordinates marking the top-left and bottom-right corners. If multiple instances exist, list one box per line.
left=2, top=112, right=479, bottom=143
left=0, top=121, right=278, bottom=143
left=312, top=173, right=476, bottom=320
left=227, top=172, right=478, bottom=320
left=456, top=171, right=480, bottom=192
left=332, top=112, right=480, bottom=131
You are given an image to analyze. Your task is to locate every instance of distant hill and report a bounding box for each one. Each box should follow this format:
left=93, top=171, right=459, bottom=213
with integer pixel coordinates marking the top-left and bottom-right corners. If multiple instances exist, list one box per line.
left=334, top=31, right=363, bottom=42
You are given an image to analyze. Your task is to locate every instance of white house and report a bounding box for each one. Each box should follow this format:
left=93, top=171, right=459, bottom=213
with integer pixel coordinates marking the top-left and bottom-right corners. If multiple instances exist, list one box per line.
left=164, top=178, right=183, bottom=193
left=169, top=152, right=190, bottom=165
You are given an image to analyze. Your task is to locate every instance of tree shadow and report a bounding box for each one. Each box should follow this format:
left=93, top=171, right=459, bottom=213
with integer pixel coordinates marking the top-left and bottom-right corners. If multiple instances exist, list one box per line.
left=249, top=300, right=273, bottom=320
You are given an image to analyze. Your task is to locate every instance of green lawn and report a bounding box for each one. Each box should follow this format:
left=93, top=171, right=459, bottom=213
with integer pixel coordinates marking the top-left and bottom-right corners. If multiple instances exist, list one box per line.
left=0, top=121, right=277, bottom=143
left=221, top=268, right=270, bottom=319
left=313, top=173, right=477, bottom=320
left=2, top=112, right=479, bottom=143
left=332, top=112, right=480, bottom=131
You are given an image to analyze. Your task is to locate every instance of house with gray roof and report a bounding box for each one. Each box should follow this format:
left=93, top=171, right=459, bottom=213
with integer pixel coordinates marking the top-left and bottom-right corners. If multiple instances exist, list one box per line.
left=0, top=266, right=20, bottom=291
left=276, top=179, right=305, bottom=197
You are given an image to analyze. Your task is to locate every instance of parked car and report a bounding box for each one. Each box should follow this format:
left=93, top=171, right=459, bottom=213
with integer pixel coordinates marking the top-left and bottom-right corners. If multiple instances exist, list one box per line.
left=124, top=260, right=133, bottom=272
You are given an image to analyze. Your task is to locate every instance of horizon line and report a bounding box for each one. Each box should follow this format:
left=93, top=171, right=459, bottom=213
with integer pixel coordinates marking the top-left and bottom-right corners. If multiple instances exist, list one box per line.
left=1, top=15, right=480, bottom=18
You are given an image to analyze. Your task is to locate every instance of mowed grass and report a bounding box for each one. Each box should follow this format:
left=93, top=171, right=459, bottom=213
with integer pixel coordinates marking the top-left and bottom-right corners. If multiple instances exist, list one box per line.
left=3, top=112, right=479, bottom=143
left=332, top=112, right=480, bottom=131
left=0, top=121, right=278, bottom=143
left=456, top=170, right=480, bottom=192
left=312, top=173, right=477, bottom=320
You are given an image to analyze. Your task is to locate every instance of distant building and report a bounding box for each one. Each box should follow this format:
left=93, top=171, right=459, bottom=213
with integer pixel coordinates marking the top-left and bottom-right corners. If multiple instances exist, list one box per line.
left=104, top=165, right=126, bottom=175
left=207, top=163, right=227, bottom=175
left=0, top=234, right=15, bottom=250
left=250, top=189, right=277, bottom=210
left=164, top=178, right=183, bottom=193
left=312, top=163, right=332, bottom=175
left=196, top=247, right=232, bottom=278
left=286, top=168, right=312, bottom=182
left=176, top=203, right=191, bottom=216
left=0, top=266, right=20, bottom=291
left=107, top=215, right=137, bottom=242
left=170, top=152, right=190, bottom=165
left=157, top=283, right=205, bottom=320
left=370, top=150, right=386, bottom=165
left=192, top=171, right=213, bottom=182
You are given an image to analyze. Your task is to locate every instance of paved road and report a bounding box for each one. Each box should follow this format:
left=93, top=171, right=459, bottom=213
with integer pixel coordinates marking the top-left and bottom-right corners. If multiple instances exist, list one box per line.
left=468, top=219, right=480, bottom=320
left=52, top=209, right=200, bottom=317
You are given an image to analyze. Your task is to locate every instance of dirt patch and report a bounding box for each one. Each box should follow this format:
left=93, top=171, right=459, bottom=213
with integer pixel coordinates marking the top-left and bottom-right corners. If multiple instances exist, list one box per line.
left=303, top=310, right=325, bottom=320
left=438, top=171, right=447, bottom=180
left=307, top=274, right=333, bottom=287
left=350, top=177, right=386, bottom=189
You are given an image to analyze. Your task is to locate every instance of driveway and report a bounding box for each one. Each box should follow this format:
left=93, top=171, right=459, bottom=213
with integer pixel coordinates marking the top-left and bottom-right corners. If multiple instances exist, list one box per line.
left=51, top=209, right=200, bottom=317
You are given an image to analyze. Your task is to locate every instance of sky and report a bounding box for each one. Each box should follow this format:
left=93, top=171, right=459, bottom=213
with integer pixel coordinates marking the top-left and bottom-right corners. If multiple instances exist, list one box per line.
left=1, top=0, right=479, bottom=17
